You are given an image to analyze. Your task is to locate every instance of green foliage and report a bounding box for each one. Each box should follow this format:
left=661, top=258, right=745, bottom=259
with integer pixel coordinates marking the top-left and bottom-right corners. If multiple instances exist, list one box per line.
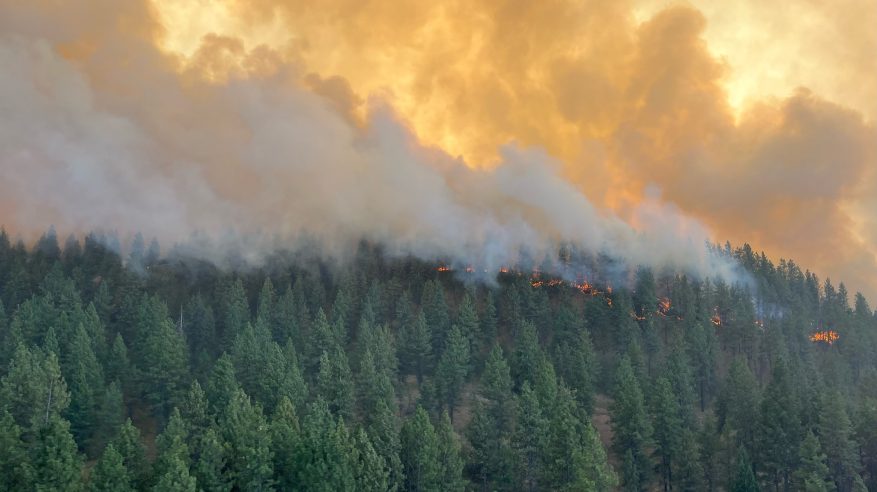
left=90, top=444, right=133, bottom=492
left=1, top=233, right=876, bottom=492
left=611, top=356, right=652, bottom=490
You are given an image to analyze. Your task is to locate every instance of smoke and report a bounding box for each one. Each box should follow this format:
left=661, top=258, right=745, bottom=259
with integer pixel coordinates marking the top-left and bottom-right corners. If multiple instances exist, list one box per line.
left=1, top=0, right=874, bottom=295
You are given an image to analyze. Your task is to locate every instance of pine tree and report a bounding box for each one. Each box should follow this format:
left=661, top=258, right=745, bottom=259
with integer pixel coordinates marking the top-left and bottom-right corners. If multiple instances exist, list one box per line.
left=436, top=411, right=466, bottom=492
left=719, top=357, right=760, bottom=450
left=218, top=278, right=250, bottom=352
left=90, top=444, right=133, bottom=492
left=512, top=321, right=544, bottom=390
left=193, top=427, right=230, bottom=492
left=138, top=302, right=189, bottom=420
left=206, top=354, right=240, bottom=416
left=468, top=344, right=516, bottom=490
left=0, top=408, right=28, bottom=490
left=358, top=348, right=395, bottom=422
left=367, top=398, right=404, bottom=491
left=611, top=356, right=652, bottom=491
left=106, top=333, right=130, bottom=389
left=435, top=324, right=470, bottom=420
left=650, top=376, right=683, bottom=490
left=756, top=359, right=801, bottom=490
left=481, top=291, right=498, bottom=347
left=399, top=310, right=432, bottom=384
left=316, top=348, right=355, bottom=421
left=30, top=415, right=83, bottom=491
left=221, top=390, right=274, bottom=491
left=819, top=390, right=863, bottom=491
left=66, top=323, right=105, bottom=446
left=794, top=430, right=833, bottom=492
left=513, top=381, right=547, bottom=490
left=731, top=446, right=759, bottom=492
left=270, top=397, right=301, bottom=492
left=111, top=419, right=149, bottom=489
left=458, top=292, right=480, bottom=359
left=401, top=406, right=441, bottom=491
left=152, top=451, right=197, bottom=492
left=352, top=427, right=390, bottom=491
left=1, top=345, right=70, bottom=429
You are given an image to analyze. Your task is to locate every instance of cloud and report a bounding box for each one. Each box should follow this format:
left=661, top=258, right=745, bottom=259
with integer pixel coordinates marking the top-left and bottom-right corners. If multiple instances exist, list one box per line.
left=1, top=0, right=875, bottom=299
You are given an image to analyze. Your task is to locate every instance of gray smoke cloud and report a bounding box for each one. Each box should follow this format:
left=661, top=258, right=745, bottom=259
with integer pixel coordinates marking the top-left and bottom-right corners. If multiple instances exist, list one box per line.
left=0, top=13, right=741, bottom=282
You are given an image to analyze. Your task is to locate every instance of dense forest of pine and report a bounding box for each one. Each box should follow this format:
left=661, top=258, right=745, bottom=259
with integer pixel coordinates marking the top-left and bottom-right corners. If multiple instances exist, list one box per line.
left=1, top=227, right=876, bottom=491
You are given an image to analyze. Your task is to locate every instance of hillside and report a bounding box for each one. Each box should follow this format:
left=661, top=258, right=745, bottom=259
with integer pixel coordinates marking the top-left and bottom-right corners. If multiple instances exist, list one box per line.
left=1, top=229, right=876, bottom=491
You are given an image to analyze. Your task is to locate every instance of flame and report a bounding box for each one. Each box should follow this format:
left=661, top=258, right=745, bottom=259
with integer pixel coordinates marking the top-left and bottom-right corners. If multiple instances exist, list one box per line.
left=437, top=265, right=451, bottom=272
left=657, top=297, right=671, bottom=317
left=809, top=330, right=839, bottom=344
left=711, top=308, right=722, bottom=327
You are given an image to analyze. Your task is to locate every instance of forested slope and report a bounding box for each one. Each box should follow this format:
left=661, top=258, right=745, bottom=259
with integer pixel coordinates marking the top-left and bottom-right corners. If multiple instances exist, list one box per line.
left=0, top=228, right=876, bottom=491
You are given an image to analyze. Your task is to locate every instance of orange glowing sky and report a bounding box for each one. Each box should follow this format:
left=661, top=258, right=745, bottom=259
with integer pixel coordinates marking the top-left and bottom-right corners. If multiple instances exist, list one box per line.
left=1, top=0, right=876, bottom=299
left=152, top=0, right=877, bottom=295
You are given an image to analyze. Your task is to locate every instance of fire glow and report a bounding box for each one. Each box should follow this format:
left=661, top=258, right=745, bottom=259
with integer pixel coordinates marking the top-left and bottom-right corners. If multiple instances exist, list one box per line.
left=810, top=330, right=839, bottom=345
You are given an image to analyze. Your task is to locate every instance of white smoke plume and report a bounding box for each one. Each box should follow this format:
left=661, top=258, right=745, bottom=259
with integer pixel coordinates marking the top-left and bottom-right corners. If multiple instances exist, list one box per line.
left=0, top=4, right=742, bottom=283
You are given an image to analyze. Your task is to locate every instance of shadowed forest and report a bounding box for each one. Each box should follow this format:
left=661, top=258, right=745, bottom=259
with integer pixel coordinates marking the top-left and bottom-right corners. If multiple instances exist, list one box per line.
left=1, top=228, right=876, bottom=491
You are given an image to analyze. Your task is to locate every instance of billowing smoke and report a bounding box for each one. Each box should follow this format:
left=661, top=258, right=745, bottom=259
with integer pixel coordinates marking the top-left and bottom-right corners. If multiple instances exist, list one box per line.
left=1, top=0, right=873, bottom=292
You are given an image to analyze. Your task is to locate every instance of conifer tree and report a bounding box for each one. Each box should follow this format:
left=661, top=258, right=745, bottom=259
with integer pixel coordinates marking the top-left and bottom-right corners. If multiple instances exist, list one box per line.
left=111, top=419, right=149, bottom=489
left=650, top=376, right=683, bottom=490
left=794, top=430, right=832, bottom=492
left=435, top=324, right=470, bottom=420
left=221, top=390, right=274, bottom=491
left=400, top=406, right=441, bottom=491
left=0, top=408, right=28, bottom=490
left=316, top=348, right=355, bottom=421
left=399, top=310, right=432, bottom=384
left=731, top=446, right=759, bottom=492
left=611, top=356, right=652, bottom=491
left=513, top=381, right=547, bottom=490
left=30, top=415, right=83, bottom=491
left=90, top=444, right=133, bottom=492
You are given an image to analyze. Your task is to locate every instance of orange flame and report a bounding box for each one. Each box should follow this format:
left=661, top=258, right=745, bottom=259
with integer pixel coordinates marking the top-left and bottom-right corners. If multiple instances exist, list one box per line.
left=810, top=330, right=839, bottom=344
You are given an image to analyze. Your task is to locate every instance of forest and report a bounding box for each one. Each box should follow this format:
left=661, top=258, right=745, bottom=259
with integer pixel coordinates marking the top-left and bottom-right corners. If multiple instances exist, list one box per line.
left=0, top=228, right=876, bottom=491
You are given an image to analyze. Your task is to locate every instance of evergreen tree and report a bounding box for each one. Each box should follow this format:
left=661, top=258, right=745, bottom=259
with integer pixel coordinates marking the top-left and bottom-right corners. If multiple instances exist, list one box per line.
left=66, top=323, right=105, bottom=446
left=352, top=427, right=391, bottom=491
left=611, top=356, right=652, bottom=491
left=401, top=406, right=441, bottom=491
left=468, top=344, right=516, bottom=490
left=138, top=302, right=189, bottom=419
left=192, top=427, right=230, bottom=492
left=316, top=348, right=355, bottom=421
left=90, top=444, right=133, bottom=492
left=756, top=359, right=801, bottom=490
left=0, top=408, right=28, bottom=490
left=436, top=411, right=466, bottom=492
left=435, top=324, right=470, bottom=420
left=794, top=430, right=833, bottom=492
left=270, top=397, right=301, bottom=492
left=719, top=357, right=760, bottom=450
left=650, top=376, right=683, bottom=490
left=111, top=419, right=149, bottom=489
left=731, top=446, right=759, bottom=492
left=819, top=391, right=862, bottom=491
left=30, top=415, right=83, bottom=491
left=221, top=390, right=274, bottom=491
left=1, top=345, right=70, bottom=430
left=458, top=292, right=480, bottom=358
left=206, top=354, right=240, bottom=416
left=513, top=382, right=547, bottom=490
left=367, top=398, right=404, bottom=491
left=399, top=310, right=432, bottom=384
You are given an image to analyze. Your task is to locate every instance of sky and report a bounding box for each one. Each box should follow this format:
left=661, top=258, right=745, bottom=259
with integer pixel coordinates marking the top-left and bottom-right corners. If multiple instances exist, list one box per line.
left=1, top=0, right=875, bottom=297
